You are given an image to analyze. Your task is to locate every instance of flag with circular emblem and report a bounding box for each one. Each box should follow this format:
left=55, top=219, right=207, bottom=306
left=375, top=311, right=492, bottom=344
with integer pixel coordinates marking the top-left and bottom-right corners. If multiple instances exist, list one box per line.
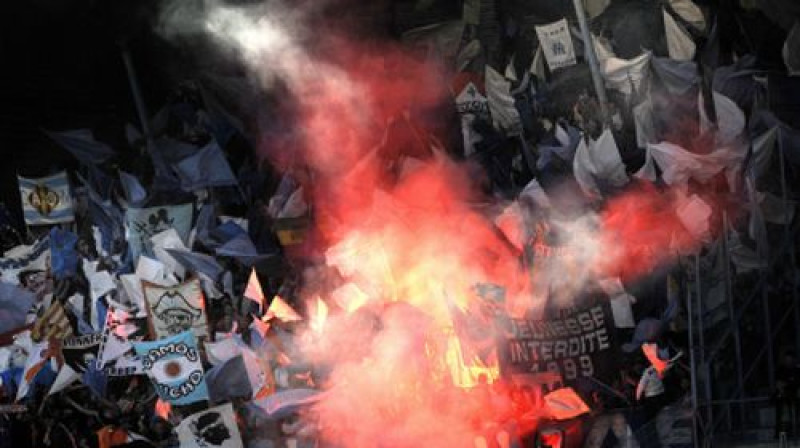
left=133, top=330, right=209, bottom=405
left=17, top=172, right=74, bottom=225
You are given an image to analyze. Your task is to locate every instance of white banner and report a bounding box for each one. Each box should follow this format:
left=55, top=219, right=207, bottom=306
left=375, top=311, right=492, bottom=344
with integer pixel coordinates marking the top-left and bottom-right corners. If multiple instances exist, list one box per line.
left=176, top=403, right=243, bottom=448
left=535, top=19, right=577, bottom=71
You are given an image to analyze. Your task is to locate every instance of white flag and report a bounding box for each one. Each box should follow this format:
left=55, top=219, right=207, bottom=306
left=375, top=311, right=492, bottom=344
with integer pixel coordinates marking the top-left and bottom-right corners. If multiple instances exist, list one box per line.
left=535, top=19, right=577, bottom=71
left=485, top=66, right=522, bottom=135
left=176, top=403, right=244, bottom=448
left=663, top=9, right=696, bottom=61
left=243, top=268, right=265, bottom=312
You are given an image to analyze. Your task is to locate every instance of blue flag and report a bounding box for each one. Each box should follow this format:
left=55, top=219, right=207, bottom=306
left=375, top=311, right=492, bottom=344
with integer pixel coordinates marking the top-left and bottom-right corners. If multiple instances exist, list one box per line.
left=172, top=141, right=238, bottom=192
left=45, top=129, right=115, bottom=166
left=49, top=228, right=79, bottom=280
left=18, top=172, right=75, bottom=225
left=133, top=331, right=209, bottom=406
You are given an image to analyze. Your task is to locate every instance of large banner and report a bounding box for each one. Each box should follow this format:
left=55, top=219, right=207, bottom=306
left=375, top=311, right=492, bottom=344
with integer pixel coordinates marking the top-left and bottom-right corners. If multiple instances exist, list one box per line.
left=499, top=303, right=617, bottom=382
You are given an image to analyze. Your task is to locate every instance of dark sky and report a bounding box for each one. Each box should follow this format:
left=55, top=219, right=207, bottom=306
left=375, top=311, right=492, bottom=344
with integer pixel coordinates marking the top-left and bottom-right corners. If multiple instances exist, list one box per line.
left=0, top=1, right=170, bottom=172
left=0, top=1, right=180, bottom=226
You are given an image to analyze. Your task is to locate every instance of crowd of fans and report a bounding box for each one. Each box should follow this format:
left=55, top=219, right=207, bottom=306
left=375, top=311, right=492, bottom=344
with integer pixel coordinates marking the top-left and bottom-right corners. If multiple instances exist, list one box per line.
left=1, top=0, right=799, bottom=447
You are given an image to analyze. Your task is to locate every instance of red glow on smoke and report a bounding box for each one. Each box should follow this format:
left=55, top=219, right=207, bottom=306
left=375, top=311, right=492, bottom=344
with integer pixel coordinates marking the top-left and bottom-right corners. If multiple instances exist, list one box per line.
left=256, top=25, right=718, bottom=446
left=597, top=183, right=716, bottom=281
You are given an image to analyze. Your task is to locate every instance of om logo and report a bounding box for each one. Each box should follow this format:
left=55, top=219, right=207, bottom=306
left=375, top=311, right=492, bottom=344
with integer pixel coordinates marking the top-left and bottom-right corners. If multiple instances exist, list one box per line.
left=28, top=184, right=60, bottom=216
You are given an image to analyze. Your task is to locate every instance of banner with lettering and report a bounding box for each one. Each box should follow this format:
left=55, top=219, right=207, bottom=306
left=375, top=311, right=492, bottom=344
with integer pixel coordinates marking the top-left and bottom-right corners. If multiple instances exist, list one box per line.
left=535, top=19, right=577, bottom=71
left=133, top=330, right=209, bottom=405
left=61, top=333, right=102, bottom=374
left=498, top=303, right=617, bottom=382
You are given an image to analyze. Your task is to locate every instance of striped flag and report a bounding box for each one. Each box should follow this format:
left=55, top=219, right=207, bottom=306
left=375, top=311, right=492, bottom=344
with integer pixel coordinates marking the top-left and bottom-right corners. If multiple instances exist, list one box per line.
left=17, top=172, right=74, bottom=225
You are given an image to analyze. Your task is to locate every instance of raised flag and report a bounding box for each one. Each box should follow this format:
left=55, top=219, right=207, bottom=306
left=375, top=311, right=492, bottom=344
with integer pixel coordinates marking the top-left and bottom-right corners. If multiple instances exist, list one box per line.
left=485, top=66, right=522, bottom=135
left=17, top=172, right=75, bottom=225
left=61, top=333, right=102, bottom=374
left=172, top=141, right=239, bottom=192
left=205, top=355, right=253, bottom=402
left=785, top=22, right=800, bottom=76
left=249, top=314, right=270, bottom=345
left=0, top=282, right=34, bottom=334
left=243, top=268, right=265, bottom=312
left=48, top=364, right=80, bottom=396
left=265, top=295, right=302, bottom=323
left=125, top=203, right=193, bottom=262
left=31, top=302, right=73, bottom=342
left=97, top=305, right=146, bottom=368
left=144, top=278, right=208, bottom=339
left=544, top=387, right=591, bottom=420
left=663, top=8, right=696, bottom=61
left=49, top=227, right=79, bottom=280
left=0, top=237, right=50, bottom=286
left=251, top=388, right=322, bottom=419
left=176, top=403, right=243, bottom=448
left=133, top=330, right=209, bottom=405
left=601, top=52, right=652, bottom=96
left=15, top=332, right=51, bottom=401
left=103, top=355, right=145, bottom=377
left=535, top=19, right=577, bottom=71
left=572, top=129, right=629, bottom=197
left=44, top=129, right=114, bottom=166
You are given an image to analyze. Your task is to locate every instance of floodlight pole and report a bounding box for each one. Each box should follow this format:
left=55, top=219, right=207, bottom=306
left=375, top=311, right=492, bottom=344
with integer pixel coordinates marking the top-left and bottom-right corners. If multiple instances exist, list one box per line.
left=572, top=0, right=610, bottom=126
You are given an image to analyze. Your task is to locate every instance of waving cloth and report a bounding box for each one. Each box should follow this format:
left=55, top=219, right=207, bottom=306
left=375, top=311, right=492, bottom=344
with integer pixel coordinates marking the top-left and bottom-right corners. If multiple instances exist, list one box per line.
left=176, top=403, right=243, bottom=448
left=133, top=330, right=209, bottom=406
left=144, top=278, right=208, bottom=339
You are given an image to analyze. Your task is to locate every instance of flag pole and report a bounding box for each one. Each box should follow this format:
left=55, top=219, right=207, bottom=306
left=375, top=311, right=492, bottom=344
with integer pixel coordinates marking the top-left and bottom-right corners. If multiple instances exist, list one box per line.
left=571, top=0, right=610, bottom=127
left=120, top=43, right=170, bottom=187
left=120, top=45, right=153, bottom=155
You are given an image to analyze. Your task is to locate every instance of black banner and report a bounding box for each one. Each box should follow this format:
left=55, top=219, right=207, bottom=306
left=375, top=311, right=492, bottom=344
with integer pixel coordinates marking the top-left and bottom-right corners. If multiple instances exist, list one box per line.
left=499, top=303, right=617, bottom=382
left=62, top=333, right=102, bottom=374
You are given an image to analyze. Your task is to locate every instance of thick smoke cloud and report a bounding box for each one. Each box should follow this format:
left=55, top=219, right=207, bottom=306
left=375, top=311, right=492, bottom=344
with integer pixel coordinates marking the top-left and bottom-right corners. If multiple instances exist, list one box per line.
left=158, top=2, right=717, bottom=445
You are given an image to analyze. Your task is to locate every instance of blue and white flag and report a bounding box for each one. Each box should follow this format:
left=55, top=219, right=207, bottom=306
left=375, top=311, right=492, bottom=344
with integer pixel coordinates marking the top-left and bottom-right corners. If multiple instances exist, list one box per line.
left=18, top=172, right=74, bottom=225
left=125, top=203, right=193, bottom=262
left=0, top=237, right=50, bottom=286
left=133, top=330, right=209, bottom=406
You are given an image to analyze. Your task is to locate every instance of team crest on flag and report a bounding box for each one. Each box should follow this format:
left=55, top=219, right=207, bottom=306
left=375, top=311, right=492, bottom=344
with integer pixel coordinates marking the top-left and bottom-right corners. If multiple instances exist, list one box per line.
left=144, top=278, right=208, bottom=339
left=133, top=331, right=209, bottom=406
left=176, top=403, right=243, bottom=448
left=17, top=172, right=75, bottom=225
